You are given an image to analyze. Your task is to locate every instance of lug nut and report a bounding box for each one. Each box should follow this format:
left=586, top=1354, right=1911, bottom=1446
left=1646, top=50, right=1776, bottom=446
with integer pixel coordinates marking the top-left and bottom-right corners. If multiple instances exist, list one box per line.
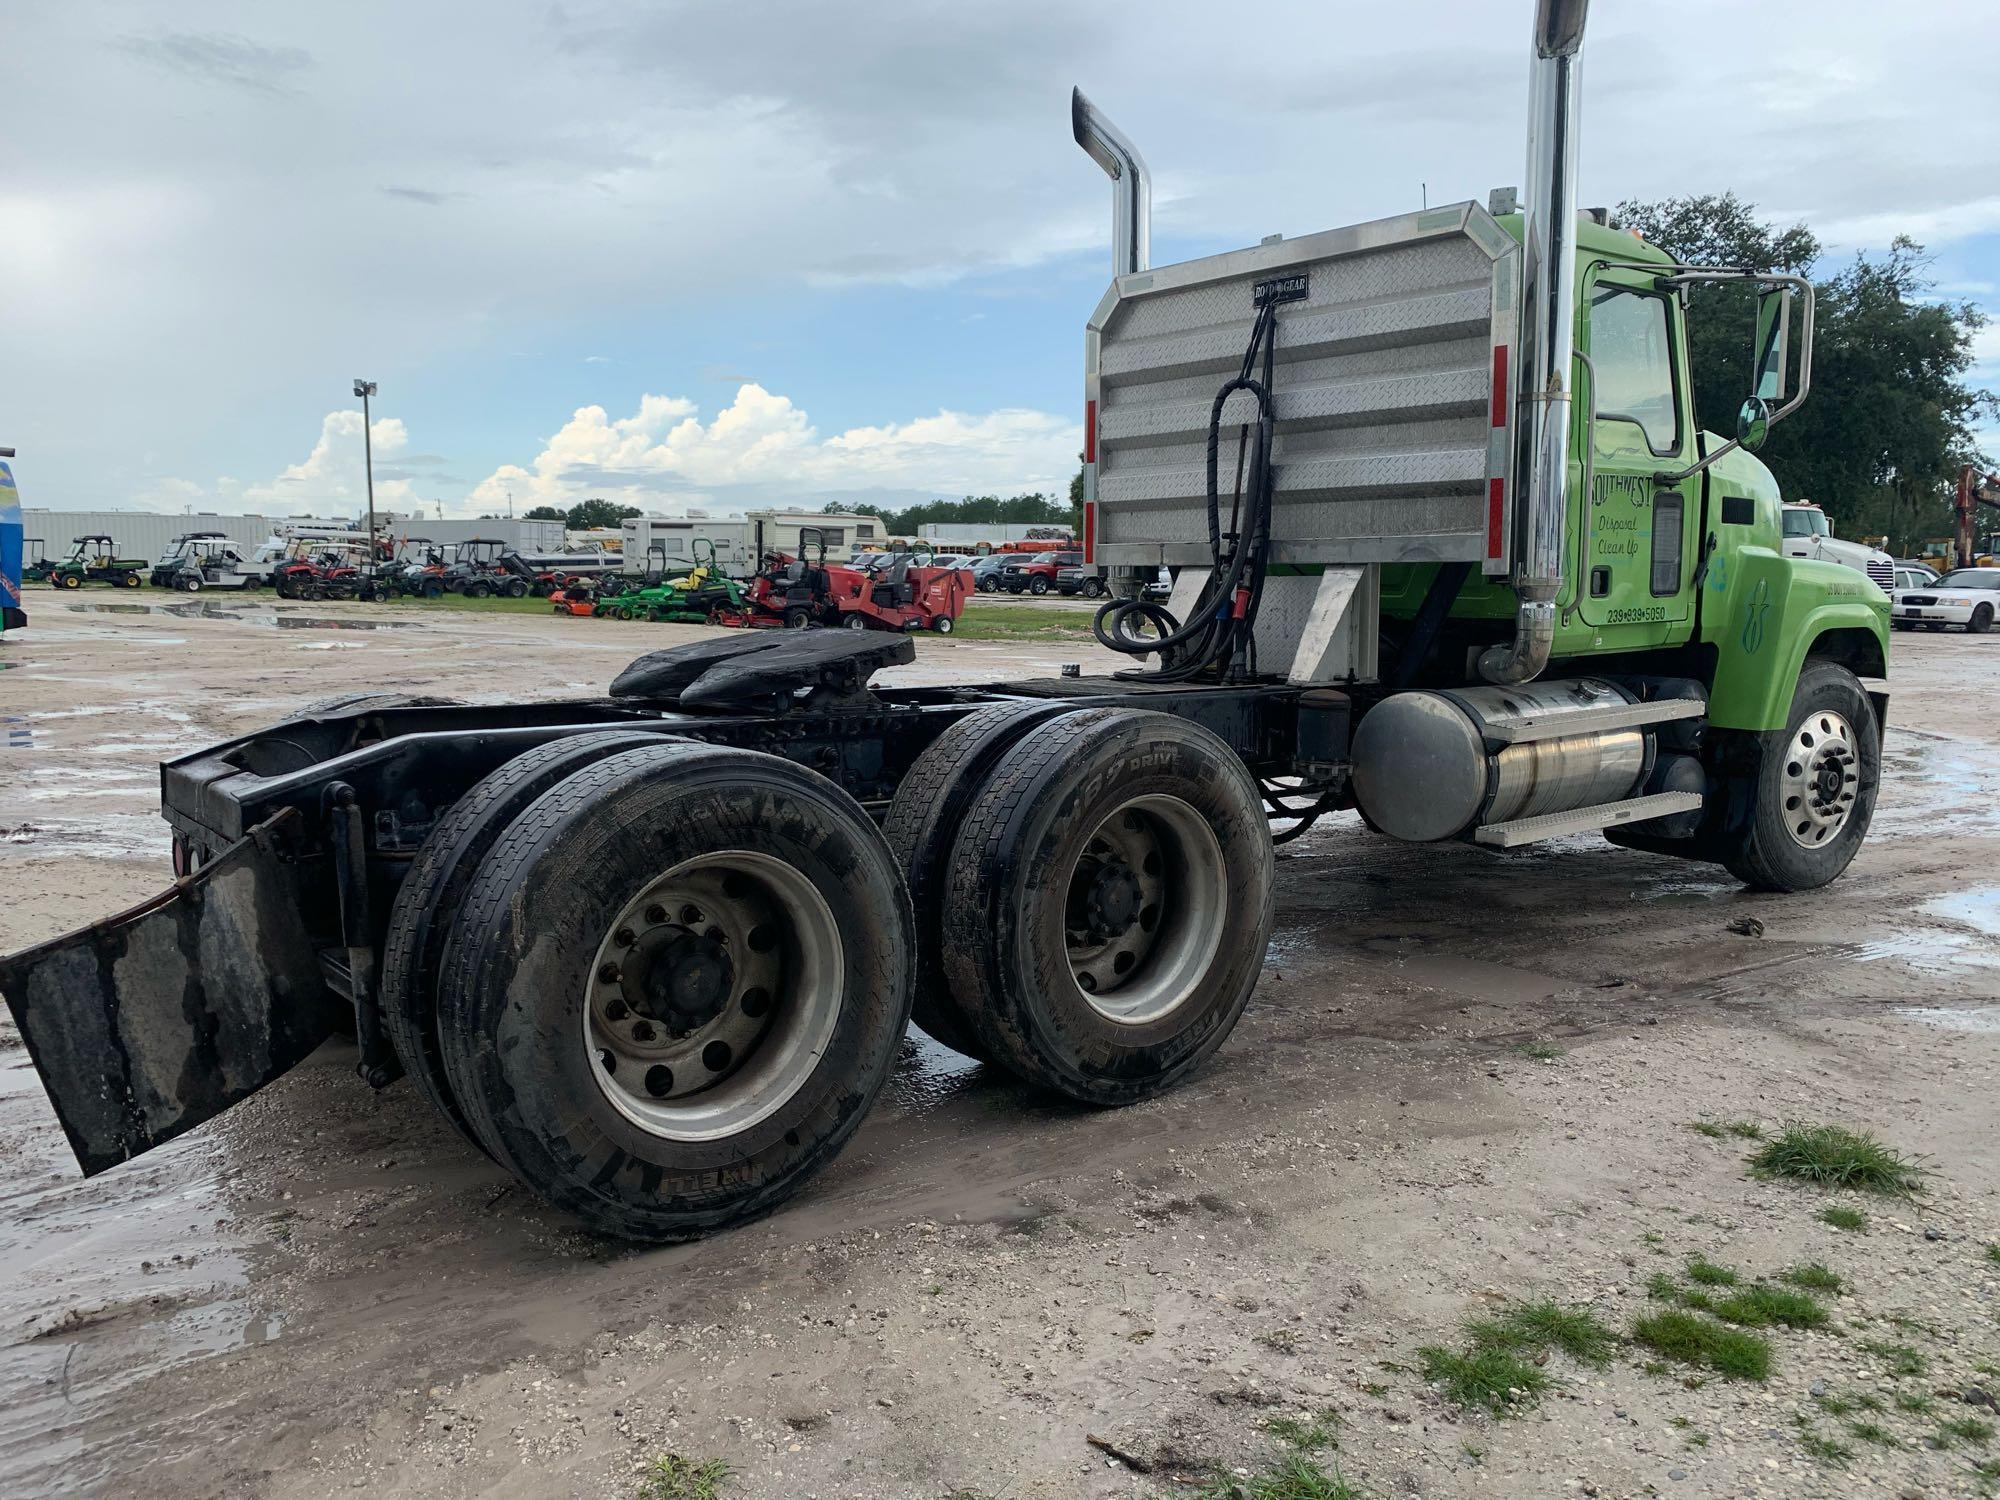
left=644, top=904, right=667, bottom=924
left=614, top=926, right=636, bottom=947
left=598, top=962, right=621, bottom=984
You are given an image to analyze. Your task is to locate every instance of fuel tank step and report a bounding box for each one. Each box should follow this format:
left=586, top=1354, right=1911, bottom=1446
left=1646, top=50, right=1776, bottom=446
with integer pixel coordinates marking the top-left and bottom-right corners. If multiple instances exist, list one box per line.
left=1472, top=790, right=1705, bottom=849
left=1479, top=697, right=1704, bottom=745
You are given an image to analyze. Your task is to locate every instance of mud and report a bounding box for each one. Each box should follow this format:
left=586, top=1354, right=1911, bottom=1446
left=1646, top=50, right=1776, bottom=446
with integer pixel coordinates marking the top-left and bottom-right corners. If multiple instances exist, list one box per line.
left=2, top=600, right=1997, bottom=1500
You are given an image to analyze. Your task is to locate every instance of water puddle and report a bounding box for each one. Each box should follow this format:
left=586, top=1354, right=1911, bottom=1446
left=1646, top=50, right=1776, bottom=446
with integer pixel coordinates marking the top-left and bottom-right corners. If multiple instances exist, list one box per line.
left=0, top=1056, right=274, bottom=1495
left=1850, top=929, right=2000, bottom=975
left=1924, top=886, right=2000, bottom=939
left=1895, top=1006, right=2000, bottom=1032
left=64, top=602, right=415, bottom=631
left=883, top=1031, right=984, bottom=1114
left=1875, top=729, right=1995, bottom=837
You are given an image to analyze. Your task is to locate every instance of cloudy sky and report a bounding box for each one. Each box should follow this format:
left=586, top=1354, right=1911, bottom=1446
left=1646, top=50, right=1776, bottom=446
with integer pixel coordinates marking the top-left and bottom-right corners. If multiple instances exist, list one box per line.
left=4, top=0, right=1996, bottom=519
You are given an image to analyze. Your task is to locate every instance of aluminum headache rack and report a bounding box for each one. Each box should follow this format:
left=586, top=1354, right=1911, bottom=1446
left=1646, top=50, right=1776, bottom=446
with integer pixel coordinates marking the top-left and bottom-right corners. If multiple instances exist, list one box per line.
left=1084, top=201, right=1519, bottom=576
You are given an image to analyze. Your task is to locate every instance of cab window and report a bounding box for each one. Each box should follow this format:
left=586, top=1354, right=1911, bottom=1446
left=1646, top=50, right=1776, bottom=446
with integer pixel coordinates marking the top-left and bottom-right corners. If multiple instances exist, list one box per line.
left=1781, top=509, right=1831, bottom=539
left=1588, top=286, right=1681, bottom=456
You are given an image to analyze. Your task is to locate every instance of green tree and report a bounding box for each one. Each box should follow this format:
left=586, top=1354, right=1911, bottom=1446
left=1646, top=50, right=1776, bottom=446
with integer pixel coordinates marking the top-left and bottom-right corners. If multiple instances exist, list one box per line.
left=1616, top=194, right=1994, bottom=549
left=565, top=498, right=644, bottom=531
left=523, top=505, right=568, bottom=521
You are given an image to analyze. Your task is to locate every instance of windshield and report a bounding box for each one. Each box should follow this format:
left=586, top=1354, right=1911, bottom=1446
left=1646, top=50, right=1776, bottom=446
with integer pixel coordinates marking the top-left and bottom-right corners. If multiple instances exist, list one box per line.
left=1780, top=509, right=1831, bottom=538
left=1938, top=569, right=2000, bottom=589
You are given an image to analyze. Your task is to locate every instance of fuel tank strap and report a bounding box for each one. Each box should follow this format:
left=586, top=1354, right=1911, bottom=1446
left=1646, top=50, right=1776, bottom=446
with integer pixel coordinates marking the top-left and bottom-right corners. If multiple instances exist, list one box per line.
left=0, top=810, right=341, bottom=1176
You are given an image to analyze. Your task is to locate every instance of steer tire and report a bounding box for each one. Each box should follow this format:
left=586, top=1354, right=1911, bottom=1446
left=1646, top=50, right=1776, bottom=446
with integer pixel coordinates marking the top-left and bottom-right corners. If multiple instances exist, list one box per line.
left=1720, top=658, right=1880, bottom=893
left=380, top=730, right=670, bottom=1152
left=435, top=742, right=914, bottom=1240
left=882, top=702, right=1087, bottom=1064
left=1971, top=604, right=1993, bottom=635
left=939, top=708, right=1274, bottom=1105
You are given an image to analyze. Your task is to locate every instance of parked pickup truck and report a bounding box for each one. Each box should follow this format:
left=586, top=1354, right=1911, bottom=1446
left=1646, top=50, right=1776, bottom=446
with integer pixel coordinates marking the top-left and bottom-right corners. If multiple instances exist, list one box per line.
left=999, top=550, right=1083, bottom=594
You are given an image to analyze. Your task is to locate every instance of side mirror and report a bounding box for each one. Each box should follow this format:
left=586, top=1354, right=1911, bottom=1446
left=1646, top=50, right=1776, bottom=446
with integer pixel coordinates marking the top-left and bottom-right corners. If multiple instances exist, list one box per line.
left=1736, top=396, right=1772, bottom=452
left=1752, top=286, right=1792, bottom=402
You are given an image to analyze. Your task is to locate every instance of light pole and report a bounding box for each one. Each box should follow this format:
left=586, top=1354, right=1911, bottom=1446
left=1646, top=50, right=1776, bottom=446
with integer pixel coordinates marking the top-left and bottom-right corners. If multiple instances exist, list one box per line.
left=353, top=379, right=379, bottom=564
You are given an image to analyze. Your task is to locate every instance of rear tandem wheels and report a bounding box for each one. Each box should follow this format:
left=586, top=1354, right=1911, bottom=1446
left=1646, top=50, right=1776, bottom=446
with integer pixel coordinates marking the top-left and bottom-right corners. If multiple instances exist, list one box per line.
left=366, top=692, right=1275, bottom=1240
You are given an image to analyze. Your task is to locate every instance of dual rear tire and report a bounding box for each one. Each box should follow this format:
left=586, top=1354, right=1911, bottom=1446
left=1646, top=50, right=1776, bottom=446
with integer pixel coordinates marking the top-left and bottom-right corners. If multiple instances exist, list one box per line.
left=386, top=706, right=1273, bottom=1239
left=388, top=738, right=912, bottom=1240
left=886, top=705, right=1274, bottom=1104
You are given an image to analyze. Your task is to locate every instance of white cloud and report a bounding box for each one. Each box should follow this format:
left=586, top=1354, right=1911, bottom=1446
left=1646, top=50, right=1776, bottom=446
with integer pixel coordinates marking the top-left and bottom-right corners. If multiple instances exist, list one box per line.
left=468, top=383, right=1079, bottom=513
left=240, top=409, right=415, bottom=511
left=122, top=410, right=422, bottom=515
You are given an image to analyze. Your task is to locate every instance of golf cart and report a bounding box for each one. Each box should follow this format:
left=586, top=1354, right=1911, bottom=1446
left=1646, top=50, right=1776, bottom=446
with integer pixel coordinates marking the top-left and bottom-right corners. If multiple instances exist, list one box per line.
left=49, top=535, right=147, bottom=590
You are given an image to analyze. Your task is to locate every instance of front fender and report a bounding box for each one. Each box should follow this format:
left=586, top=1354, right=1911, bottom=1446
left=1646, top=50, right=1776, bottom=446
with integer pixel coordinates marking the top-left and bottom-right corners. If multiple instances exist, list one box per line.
left=1704, top=548, right=1888, bottom=732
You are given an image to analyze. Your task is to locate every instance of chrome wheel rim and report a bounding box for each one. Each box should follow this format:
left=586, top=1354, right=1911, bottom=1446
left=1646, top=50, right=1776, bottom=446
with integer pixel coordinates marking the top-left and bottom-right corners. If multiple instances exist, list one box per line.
left=1063, top=794, right=1226, bottom=1025
left=1780, top=709, right=1859, bottom=849
left=584, top=851, right=843, bottom=1142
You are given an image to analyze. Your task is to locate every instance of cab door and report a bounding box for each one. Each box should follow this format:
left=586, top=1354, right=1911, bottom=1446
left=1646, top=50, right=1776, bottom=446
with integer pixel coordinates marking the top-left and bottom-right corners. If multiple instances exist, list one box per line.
left=1576, top=269, right=1699, bottom=633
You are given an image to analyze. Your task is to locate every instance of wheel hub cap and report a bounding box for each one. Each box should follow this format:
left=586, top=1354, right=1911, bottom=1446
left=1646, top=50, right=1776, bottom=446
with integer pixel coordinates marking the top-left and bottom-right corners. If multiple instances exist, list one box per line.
left=584, top=853, right=844, bottom=1141
left=626, top=925, right=736, bottom=1034
left=1063, top=795, right=1228, bottom=1026
left=1779, top=710, right=1859, bottom=848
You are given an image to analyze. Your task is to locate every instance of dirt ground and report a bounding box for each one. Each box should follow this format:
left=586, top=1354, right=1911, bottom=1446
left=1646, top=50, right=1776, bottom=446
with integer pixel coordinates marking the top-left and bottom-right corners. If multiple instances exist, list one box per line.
left=2, top=595, right=1997, bottom=1500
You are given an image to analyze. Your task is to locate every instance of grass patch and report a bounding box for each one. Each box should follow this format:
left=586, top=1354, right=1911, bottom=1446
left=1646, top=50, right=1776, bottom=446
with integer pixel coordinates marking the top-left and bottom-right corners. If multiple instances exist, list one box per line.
left=638, top=1454, right=730, bottom=1500
left=1779, top=1262, right=1844, bottom=1294
left=1710, top=1284, right=1829, bottom=1331
left=1820, top=1205, right=1867, bottom=1232
left=1265, top=1408, right=1341, bottom=1453
left=949, top=603, right=1098, bottom=641
left=1257, top=1328, right=1304, bottom=1355
left=1690, top=1118, right=1764, bottom=1141
left=1463, top=1300, right=1619, bottom=1368
left=1798, top=1429, right=1852, bottom=1466
left=1630, top=1310, right=1771, bottom=1381
left=1987, top=1243, right=2000, bottom=1266
left=1514, top=1041, right=1563, bottom=1062
left=1685, top=1256, right=1739, bottom=1287
left=1419, top=1300, right=1614, bottom=1417
left=1940, top=1417, right=1996, bottom=1447
left=1189, top=1452, right=1371, bottom=1500
left=1847, top=1420, right=1900, bottom=1449
left=1860, top=1339, right=1927, bottom=1378
left=1418, top=1345, right=1548, bottom=1417
left=1750, top=1123, right=1924, bottom=1195
left=1645, top=1272, right=1679, bottom=1302
left=1895, top=1392, right=1935, bottom=1416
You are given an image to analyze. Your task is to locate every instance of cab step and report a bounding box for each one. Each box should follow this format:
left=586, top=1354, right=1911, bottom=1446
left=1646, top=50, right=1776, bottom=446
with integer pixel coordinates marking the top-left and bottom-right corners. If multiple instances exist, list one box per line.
left=1473, top=790, right=1704, bottom=849
left=1480, top=697, right=1703, bottom=745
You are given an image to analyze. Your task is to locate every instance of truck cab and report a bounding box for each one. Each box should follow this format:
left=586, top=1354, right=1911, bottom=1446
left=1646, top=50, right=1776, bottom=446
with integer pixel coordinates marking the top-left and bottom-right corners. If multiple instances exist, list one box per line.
left=1780, top=503, right=1894, bottom=592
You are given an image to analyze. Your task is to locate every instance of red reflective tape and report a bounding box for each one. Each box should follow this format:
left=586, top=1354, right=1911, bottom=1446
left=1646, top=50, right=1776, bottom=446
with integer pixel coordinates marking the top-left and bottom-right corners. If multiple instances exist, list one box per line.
left=1487, top=477, right=1506, bottom=558
left=1084, top=398, right=1098, bottom=463
left=1083, top=500, right=1096, bottom=565
left=1491, top=345, right=1509, bottom=427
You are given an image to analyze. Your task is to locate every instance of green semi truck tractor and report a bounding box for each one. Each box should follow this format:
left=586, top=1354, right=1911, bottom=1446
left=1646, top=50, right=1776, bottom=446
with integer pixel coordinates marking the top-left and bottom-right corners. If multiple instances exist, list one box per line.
left=1078, top=0, right=1885, bottom=894
left=0, top=0, right=1886, bottom=1242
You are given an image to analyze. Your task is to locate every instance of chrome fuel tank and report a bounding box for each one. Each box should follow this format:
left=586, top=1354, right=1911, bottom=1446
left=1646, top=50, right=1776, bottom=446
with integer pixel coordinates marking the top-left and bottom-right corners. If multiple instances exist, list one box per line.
left=1350, top=678, right=1654, bottom=843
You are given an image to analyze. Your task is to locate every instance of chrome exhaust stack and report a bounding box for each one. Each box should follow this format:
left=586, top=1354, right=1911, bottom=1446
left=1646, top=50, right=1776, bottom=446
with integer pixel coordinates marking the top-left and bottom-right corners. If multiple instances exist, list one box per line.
left=1071, top=87, right=1151, bottom=277
left=1480, top=0, right=1589, bottom=686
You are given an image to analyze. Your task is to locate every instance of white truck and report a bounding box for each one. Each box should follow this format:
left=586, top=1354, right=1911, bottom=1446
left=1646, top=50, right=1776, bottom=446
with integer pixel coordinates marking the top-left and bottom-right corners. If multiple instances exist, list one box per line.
left=1780, top=502, right=1893, bottom=592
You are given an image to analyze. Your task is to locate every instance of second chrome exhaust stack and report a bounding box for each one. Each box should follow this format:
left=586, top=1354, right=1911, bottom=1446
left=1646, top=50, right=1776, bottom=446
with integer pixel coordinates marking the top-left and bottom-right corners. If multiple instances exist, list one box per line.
left=1480, top=0, right=1589, bottom=686
left=1071, top=88, right=1151, bottom=278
